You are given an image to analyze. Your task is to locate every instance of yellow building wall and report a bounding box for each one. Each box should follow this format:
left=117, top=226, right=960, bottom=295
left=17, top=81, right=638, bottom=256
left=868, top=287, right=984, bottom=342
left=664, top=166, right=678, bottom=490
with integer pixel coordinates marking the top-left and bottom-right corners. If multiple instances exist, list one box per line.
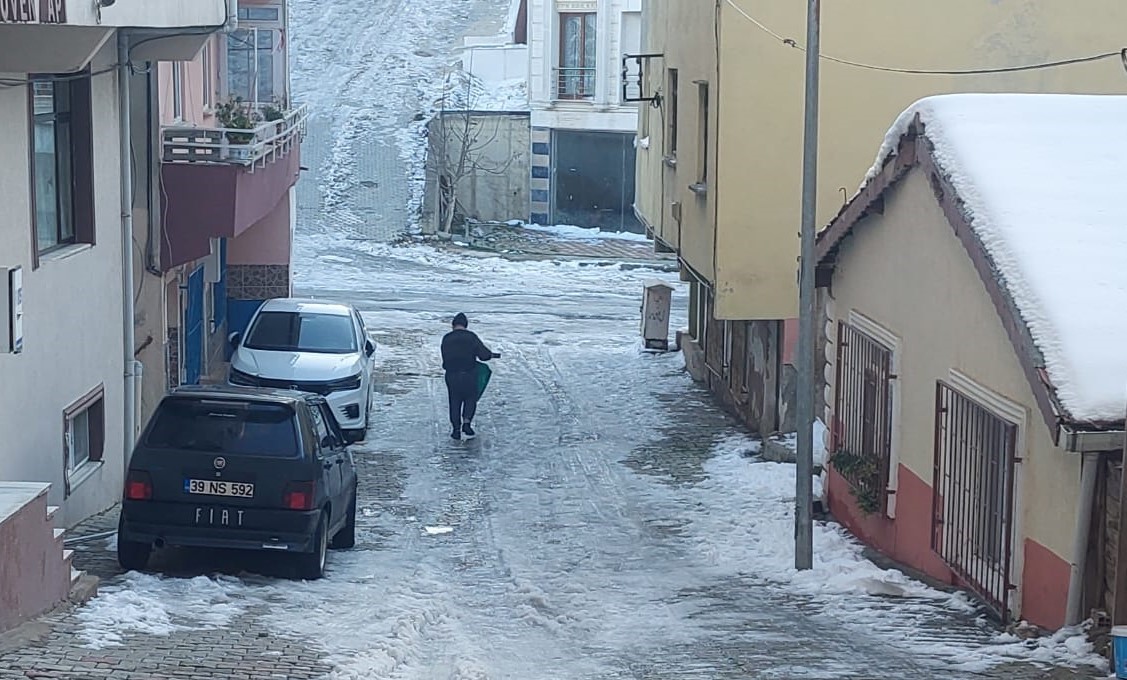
left=828, top=169, right=1081, bottom=576
left=709, top=0, right=1127, bottom=319
left=635, top=0, right=717, bottom=282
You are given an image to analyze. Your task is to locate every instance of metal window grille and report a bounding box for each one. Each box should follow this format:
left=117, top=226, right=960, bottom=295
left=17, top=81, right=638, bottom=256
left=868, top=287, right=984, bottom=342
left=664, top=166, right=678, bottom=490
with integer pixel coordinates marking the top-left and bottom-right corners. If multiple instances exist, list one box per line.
left=931, top=381, right=1017, bottom=621
left=832, top=322, right=894, bottom=511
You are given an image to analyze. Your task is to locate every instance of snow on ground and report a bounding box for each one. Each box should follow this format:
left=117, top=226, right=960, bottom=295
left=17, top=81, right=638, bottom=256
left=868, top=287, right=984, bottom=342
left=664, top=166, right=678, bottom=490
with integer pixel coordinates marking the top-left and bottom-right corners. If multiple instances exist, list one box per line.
left=76, top=573, right=248, bottom=649
left=441, top=70, right=528, bottom=112
left=506, top=220, right=653, bottom=243
left=688, top=436, right=1108, bottom=675
left=860, top=94, right=1127, bottom=423
left=768, top=417, right=830, bottom=465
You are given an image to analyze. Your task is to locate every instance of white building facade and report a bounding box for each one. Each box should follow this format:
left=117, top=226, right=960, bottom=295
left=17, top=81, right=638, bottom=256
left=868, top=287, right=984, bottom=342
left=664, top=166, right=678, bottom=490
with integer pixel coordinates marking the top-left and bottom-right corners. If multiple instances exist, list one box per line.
left=527, top=0, right=642, bottom=229
left=0, top=0, right=227, bottom=529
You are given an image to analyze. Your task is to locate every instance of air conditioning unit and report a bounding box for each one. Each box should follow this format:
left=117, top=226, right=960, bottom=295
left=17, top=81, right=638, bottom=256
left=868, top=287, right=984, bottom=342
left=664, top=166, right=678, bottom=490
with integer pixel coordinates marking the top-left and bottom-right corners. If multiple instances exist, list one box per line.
left=203, top=238, right=222, bottom=284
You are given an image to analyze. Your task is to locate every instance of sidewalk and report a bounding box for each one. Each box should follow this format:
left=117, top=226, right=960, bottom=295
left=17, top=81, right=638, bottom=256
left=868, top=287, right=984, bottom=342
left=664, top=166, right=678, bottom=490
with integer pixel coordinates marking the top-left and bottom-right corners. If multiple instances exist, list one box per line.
left=428, top=222, right=678, bottom=265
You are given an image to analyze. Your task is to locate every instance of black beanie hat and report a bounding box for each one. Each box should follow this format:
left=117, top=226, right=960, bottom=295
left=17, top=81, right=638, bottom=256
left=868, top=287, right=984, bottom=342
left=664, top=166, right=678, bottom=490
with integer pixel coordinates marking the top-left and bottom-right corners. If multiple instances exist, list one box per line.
left=452, top=313, right=468, bottom=328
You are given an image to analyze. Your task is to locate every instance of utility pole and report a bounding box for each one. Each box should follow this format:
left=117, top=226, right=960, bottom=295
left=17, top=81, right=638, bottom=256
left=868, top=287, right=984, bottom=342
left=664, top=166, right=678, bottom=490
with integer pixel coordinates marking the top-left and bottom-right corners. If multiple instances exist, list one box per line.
left=794, top=0, right=821, bottom=571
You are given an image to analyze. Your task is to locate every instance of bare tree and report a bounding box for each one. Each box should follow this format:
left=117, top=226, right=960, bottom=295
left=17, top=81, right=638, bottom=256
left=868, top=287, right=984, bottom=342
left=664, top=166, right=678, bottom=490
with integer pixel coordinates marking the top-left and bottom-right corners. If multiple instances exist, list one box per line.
left=429, top=69, right=519, bottom=238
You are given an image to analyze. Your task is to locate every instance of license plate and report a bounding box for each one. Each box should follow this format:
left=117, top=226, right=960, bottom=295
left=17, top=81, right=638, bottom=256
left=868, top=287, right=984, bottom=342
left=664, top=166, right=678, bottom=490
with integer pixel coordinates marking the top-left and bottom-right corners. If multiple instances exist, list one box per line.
left=184, top=478, right=254, bottom=498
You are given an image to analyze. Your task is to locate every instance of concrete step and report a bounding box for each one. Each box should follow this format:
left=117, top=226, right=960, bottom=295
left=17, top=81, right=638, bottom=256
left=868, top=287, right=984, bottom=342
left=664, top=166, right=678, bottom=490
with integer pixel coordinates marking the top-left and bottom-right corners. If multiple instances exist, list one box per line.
left=53, top=528, right=65, bottom=541
left=61, top=549, right=74, bottom=565
left=45, top=505, right=59, bottom=524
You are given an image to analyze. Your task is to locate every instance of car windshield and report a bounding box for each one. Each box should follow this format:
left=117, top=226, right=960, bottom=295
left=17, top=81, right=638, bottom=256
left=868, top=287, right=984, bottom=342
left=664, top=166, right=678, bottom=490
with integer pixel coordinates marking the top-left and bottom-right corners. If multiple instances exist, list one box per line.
left=145, top=399, right=300, bottom=458
left=243, top=311, right=356, bottom=354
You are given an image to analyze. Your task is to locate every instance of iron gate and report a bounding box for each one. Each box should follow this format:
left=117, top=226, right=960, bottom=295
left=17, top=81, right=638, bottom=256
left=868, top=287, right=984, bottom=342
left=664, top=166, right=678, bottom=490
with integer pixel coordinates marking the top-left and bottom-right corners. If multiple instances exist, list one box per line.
left=931, top=381, right=1018, bottom=621
left=182, top=265, right=205, bottom=385
left=833, top=322, right=894, bottom=512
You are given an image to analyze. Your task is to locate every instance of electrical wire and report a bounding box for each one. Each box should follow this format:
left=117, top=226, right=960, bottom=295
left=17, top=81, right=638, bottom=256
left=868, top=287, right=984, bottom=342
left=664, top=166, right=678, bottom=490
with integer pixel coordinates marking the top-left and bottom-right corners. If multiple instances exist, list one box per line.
left=723, top=0, right=1126, bottom=76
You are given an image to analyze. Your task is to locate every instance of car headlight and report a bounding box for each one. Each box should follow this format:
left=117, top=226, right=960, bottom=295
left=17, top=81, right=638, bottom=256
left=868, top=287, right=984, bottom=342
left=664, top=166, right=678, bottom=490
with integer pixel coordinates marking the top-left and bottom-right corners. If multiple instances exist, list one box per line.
left=326, top=373, right=362, bottom=392
left=229, top=367, right=259, bottom=386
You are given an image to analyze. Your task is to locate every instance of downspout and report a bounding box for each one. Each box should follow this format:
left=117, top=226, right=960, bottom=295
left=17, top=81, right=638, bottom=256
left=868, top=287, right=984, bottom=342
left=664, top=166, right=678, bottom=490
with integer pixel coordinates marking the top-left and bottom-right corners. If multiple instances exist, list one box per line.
left=1065, top=451, right=1100, bottom=625
left=118, top=33, right=138, bottom=473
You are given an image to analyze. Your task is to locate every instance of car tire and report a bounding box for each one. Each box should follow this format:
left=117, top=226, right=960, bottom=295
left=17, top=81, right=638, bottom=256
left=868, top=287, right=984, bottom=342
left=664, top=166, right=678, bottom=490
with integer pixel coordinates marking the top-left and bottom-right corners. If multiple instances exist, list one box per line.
left=331, top=490, right=357, bottom=550
left=296, top=512, right=329, bottom=580
left=116, top=525, right=152, bottom=572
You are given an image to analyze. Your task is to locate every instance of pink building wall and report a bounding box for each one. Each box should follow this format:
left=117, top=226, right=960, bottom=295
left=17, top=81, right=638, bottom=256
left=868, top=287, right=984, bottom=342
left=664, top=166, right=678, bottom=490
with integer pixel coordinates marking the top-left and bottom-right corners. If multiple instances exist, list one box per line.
left=157, top=39, right=220, bottom=126
left=228, top=191, right=294, bottom=266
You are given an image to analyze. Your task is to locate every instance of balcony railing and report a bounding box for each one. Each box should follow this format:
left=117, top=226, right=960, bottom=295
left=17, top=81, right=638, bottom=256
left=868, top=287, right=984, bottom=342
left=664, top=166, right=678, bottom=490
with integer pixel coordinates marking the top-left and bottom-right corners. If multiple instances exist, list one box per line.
left=552, top=67, right=596, bottom=101
left=161, top=104, right=309, bottom=172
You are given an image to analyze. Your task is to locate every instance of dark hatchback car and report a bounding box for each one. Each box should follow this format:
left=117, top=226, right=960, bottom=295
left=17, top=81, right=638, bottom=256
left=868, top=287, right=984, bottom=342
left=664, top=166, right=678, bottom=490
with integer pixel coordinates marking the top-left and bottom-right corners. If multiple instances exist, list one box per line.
left=117, top=386, right=359, bottom=579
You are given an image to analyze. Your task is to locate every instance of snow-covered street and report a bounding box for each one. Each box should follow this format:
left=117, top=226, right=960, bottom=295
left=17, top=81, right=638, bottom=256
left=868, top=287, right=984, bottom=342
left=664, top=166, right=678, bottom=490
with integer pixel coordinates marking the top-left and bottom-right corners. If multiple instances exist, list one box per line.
left=0, top=234, right=1111, bottom=679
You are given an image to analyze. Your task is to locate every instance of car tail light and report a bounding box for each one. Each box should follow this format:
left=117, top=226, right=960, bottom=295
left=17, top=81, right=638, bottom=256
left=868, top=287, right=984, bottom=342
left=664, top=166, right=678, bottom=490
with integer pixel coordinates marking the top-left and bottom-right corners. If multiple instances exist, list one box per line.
left=125, top=471, right=153, bottom=501
left=283, top=481, right=315, bottom=510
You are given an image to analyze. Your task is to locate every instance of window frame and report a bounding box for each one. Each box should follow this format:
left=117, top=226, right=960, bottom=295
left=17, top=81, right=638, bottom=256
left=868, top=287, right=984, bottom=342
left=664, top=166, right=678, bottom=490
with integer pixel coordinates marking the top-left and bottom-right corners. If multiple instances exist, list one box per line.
left=697, top=81, right=709, bottom=186
left=171, top=62, right=184, bottom=120
left=556, top=11, right=597, bottom=100
left=224, top=2, right=287, bottom=106
left=63, top=384, right=105, bottom=496
left=201, top=43, right=215, bottom=112
left=27, top=72, right=95, bottom=266
left=665, top=68, right=678, bottom=159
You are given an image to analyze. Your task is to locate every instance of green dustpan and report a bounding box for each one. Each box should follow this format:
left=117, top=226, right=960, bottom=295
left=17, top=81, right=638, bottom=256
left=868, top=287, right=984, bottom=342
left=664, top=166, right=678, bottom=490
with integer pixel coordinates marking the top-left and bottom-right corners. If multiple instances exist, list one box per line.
left=475, top=362, right=493, bottom=399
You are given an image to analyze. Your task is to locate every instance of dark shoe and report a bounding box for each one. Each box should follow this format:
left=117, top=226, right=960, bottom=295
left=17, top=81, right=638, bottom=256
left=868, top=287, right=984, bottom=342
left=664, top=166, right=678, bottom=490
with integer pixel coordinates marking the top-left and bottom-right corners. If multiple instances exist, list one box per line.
left=462, top=423, right=476, bottom=439
left=451, top=427, right=461, bottom=440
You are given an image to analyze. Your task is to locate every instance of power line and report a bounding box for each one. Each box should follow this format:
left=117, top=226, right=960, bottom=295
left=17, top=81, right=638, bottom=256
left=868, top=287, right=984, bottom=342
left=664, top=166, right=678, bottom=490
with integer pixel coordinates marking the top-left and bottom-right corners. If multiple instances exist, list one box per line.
left=724, top=0, right=1126, bottom=76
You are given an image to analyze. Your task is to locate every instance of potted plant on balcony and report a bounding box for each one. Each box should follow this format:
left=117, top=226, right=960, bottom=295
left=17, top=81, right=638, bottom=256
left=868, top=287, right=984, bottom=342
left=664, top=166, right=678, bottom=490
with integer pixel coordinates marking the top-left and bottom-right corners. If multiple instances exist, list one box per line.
left=215, top=98, right=259, bottom=161
left=261, top=100, right=287, bottom=146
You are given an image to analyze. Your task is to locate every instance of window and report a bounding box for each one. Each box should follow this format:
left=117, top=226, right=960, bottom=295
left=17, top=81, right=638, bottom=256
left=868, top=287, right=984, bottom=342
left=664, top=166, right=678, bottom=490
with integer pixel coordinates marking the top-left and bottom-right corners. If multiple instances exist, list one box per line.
left=244, top=311, right=358, bottom=354
left=696, top=82, right=709, bottom=185
left=64, top=386, right=104, bottom=491
left=201, top=44, right=214, bottom=111
left=832, top=321, right=894, bottom=513
left=238, top=6, right=280, bottom=21
left=29, top=75, right=93, bottom=259
left=665, top=69, right=678, bottom=157
left=932, top=381, right=1018, bottom=621
left=308, top=402, right=331, bottom=448
left=171, top=62, right=184, bottom=120
left=227, top=28, right=277, bottom=103
left=557, top=12, right=596, bottom=99
left=146, top=398, right=300, bottom=458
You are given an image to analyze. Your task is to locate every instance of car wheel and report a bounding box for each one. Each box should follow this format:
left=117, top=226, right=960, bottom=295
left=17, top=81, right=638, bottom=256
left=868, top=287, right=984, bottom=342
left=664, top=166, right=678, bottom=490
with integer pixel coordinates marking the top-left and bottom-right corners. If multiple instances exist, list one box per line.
left=331, top=490, right=357, bottom=550
left=296, top=512, right=329, bottom=580
left=116, top=518, right=152, bottom=572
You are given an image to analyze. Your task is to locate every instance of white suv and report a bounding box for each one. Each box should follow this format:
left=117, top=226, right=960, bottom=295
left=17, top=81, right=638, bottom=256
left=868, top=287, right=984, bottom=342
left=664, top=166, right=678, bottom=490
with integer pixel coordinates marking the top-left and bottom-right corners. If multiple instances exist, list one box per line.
left=228, top=298, right=374, bottom=442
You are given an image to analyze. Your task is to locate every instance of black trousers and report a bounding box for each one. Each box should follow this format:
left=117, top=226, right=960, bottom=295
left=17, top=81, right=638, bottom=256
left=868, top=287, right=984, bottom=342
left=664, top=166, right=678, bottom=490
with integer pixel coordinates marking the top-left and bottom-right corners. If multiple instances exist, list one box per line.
left=445, top=371, right=478, bottom=429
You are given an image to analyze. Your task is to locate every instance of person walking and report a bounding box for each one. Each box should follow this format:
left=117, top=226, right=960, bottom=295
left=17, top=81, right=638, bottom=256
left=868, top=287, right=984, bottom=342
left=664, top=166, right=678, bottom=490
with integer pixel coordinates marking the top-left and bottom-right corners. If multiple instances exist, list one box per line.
left=441, top=313, right=499, bottom=440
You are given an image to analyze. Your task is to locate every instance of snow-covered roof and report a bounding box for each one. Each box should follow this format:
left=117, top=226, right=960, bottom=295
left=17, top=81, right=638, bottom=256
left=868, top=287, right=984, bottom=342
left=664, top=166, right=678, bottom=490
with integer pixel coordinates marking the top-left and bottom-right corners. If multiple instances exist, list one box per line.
left=858, top=94, right=1127, bottom=425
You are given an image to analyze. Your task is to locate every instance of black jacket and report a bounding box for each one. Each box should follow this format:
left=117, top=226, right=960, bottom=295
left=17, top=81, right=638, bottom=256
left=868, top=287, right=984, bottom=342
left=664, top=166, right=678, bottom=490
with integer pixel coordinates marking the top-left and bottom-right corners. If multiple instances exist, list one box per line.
left=441, top=329, right=493, bottom=374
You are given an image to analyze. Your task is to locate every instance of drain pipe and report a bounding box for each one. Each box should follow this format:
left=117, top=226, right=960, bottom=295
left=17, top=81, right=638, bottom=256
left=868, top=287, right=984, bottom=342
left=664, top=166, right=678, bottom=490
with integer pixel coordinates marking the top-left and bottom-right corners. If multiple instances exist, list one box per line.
left=118, top=32, right=138, bottom=473
left=1065, top=451, right=1100, bottom=625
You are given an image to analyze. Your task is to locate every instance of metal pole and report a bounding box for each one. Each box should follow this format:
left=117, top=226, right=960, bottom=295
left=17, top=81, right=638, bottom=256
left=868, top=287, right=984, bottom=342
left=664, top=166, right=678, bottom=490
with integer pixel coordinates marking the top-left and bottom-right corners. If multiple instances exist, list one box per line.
left=795, top=0, right=821, bottom=571
left=118, top=33, right=138, bottom=471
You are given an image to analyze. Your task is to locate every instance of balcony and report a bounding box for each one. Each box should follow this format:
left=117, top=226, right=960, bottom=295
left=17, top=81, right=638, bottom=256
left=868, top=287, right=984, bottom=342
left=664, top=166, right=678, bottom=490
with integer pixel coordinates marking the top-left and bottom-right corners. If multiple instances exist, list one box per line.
left=162, top=104, right=308, bottom=170
left=552, top=67, right=596, bottom=101
left=160, top=104, right=308, bottom=271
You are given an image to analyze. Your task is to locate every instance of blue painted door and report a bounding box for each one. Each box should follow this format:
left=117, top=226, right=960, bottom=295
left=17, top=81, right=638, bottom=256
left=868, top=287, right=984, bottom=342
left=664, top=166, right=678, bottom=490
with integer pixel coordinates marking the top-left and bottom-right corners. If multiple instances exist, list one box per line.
left=183, top=265, right=205, bottom=385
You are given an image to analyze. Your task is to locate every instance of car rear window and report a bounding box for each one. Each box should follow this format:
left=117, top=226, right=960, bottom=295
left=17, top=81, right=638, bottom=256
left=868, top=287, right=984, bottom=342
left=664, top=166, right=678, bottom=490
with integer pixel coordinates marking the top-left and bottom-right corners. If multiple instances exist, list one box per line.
left=145, top=399, right=301, bottom=458
left=243, top=311, right=357, bottom=354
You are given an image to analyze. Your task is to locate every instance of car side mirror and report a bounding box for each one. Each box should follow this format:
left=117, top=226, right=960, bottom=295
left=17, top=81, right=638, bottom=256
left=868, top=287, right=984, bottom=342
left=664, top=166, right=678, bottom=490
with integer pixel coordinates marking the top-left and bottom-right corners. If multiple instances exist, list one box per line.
left=364, top=340, right=375, bottom=357
left=228, top=331, right=242, bottom=349
left=344, top=430, right=364, bottom=444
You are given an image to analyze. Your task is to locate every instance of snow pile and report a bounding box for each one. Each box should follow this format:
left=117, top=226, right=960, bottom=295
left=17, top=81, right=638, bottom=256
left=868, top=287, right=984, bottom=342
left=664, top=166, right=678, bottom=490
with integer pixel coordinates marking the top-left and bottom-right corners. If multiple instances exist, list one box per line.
left=75, top=573, right=249, bottom=649
left=765, top=418, right=829, bottom=465
left=507, top=221, right=652, bottom=243
left=684, top=437, right=1108, bottom=674
left=862, top=94, right=1127, bottom=424
left=440, top=70, right=528, bottom=112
